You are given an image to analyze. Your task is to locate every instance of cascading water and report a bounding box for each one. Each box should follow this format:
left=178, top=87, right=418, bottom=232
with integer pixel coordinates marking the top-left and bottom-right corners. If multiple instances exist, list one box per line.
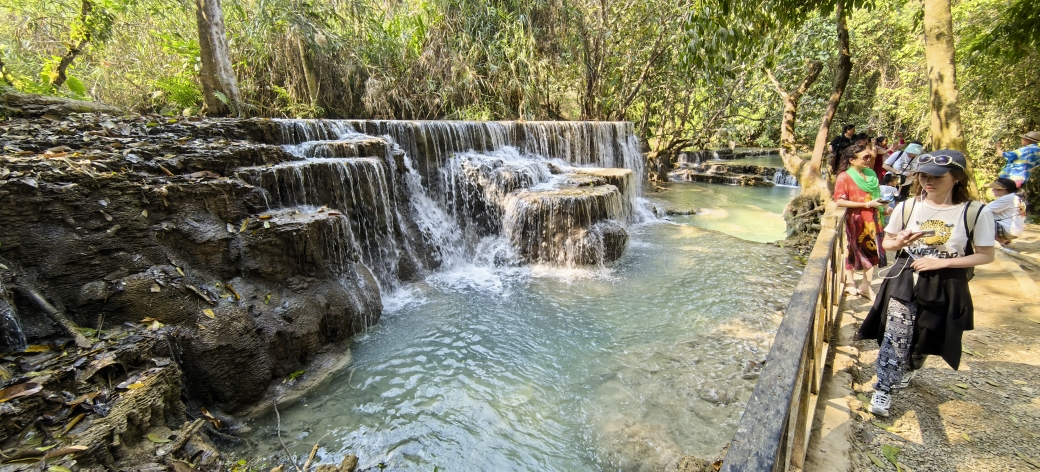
left=250, top=119, right=645, bottom=279
left=231, top=119, right=806, bottom=470
left=772, top=168, right=799, bottom=187
left=236, top=157, right=401, bottom=287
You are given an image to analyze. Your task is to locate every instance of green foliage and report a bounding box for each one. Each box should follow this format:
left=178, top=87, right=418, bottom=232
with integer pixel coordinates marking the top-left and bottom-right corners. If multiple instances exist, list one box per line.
left=0, top=0, right=1033, bottom=181
left=967, top=0, right=1040, bottom=61
left=155, top=76, right=202, bottom=111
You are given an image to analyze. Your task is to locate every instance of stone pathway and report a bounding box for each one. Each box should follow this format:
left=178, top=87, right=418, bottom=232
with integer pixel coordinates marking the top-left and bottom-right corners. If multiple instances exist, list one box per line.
left=800, top=224, right=1040, bottom=472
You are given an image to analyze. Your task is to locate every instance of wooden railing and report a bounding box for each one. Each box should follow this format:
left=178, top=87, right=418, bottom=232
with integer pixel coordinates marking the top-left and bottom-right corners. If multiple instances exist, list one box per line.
left=720, top=208, right=847, bottom=472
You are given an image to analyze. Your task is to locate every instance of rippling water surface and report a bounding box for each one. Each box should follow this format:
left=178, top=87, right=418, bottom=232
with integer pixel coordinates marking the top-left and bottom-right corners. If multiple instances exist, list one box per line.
left=244, top=184, right=802, bottom=470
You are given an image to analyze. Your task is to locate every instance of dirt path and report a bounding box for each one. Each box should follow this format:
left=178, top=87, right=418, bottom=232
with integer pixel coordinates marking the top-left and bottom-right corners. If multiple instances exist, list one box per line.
left=801, top=224, right=1040, bottom=472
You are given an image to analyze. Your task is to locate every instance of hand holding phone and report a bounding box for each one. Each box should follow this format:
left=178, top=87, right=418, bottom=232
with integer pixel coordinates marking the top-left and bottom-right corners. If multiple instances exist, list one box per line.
left=914, top=229, right=936, bottom=237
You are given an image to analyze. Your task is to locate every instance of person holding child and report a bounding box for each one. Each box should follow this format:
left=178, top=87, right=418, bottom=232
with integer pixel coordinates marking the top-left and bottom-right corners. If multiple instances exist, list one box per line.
left=857, top=150, right=995, bottom=417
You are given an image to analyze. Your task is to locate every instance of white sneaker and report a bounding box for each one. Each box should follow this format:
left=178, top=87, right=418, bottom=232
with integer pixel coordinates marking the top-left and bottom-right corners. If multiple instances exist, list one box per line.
left=898, top=370, right=917, bottom=390
left=870, top=390, right=891, bottom=417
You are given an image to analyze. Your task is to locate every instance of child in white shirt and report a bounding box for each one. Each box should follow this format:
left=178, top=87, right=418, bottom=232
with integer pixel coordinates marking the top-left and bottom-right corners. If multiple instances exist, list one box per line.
left=880, top=173, right=899, bottom=208
left=985, top=178, right=1025, bottom=244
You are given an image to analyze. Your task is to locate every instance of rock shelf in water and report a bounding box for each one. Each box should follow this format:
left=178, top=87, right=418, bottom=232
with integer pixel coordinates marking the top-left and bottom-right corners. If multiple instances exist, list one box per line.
left=506, top=184, right=630, bottom=265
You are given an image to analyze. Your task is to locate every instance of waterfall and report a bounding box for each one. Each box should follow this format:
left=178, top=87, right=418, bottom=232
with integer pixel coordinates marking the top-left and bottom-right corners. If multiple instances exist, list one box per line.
left=236, top=157, right=401, bottom=288
left=772, top=168, right=799, bottom=187
left=252, top=119, right=645, bottom=280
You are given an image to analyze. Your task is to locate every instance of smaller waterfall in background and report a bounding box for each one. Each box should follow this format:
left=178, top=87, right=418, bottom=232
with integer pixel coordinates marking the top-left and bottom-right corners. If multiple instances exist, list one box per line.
left=772, top=168, right=799, bottom=187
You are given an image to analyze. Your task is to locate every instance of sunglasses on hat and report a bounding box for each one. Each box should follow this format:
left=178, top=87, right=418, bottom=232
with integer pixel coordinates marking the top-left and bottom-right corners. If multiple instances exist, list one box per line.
left=917, top=153, right=965, bottom=170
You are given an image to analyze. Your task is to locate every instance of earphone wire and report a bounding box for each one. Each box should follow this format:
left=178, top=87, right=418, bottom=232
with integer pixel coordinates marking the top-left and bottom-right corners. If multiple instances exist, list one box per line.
left=876, top=181, right=953, bottom=280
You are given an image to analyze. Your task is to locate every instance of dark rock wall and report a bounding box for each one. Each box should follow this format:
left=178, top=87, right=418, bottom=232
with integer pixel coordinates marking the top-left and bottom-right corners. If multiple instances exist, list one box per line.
left=0, top=115, right=385, bottom=411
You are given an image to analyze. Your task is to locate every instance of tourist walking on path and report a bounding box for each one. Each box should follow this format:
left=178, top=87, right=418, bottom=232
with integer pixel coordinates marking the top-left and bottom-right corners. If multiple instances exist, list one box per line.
left=872, top=136, right=890, bottom=182
left=834, top=144, right=890, bottom=299
left=997, top=131, right=1040, bottom=189
left=986, top=177, right=1026, bottom=245
left=883, top=141, right=924, bottom=202
left=856, top=150, right=995, bottom=417
left=828, top=124, right=857, bottom=176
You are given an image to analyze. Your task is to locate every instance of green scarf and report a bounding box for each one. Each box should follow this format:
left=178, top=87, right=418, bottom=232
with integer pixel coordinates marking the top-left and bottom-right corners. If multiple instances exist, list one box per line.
left=847, top=168, right=880, bottom=200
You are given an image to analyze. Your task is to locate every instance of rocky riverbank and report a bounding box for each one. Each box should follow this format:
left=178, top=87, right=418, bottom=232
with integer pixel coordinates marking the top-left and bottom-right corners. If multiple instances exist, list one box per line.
left=0, top=99, right=396, bottom=470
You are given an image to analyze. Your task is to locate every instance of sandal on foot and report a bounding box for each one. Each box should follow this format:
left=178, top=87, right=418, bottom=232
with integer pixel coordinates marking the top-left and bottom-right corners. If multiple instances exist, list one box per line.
left=859, top=282, right=875, bottom=301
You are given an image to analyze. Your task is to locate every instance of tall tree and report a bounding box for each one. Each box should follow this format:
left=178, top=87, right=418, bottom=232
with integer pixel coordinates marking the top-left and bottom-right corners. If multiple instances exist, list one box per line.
left=807, top=0, right=852, bottom=196
left=766, top=61, right=823, bottom=186
left=923, top=0, right=965, bottom=152
left=195, top=0, right=242, bottom=116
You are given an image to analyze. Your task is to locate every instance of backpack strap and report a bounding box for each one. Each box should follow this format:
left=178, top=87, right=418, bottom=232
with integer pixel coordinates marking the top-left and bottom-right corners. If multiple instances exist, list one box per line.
left=900, top=198, right=916, bottom=229
left=962, top=201, right=985, bottom=281
left=963, top=201, right=984, bottom=243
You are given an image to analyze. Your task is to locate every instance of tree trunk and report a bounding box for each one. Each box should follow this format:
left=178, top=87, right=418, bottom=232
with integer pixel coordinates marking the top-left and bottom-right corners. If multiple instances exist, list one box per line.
left=51, top=0, right=98, bottom=90
left=923, top=0, right=969, bottom=148
left=807, top=0, right=852, bottom=200
left=923, top=0, right=964, bottom=152
left=923, top=0, right=976, bottom=196
left=766, top=61, right=823, bottom=188
left=195, top=0, right=243, bottom=116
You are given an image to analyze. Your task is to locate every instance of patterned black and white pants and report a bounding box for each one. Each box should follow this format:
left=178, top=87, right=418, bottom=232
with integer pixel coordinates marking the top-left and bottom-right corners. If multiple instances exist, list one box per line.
left=874, top=297, right=919, bottom=393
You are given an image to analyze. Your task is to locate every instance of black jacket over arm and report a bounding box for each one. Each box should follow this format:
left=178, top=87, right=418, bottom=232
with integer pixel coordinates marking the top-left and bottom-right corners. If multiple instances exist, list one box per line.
left=856, top=255, right=974, bottom=370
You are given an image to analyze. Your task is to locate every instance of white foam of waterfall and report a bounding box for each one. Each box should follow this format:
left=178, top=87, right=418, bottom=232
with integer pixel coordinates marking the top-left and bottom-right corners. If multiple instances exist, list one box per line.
left=238, top=157, right=401, bottom=288
left=772, top=168, right=799, bottom=187
left=265, top=119, right=649, bottom=277
left=398, top=149, right=467, bottom=268
left=277, top=119, right=357, bottom=144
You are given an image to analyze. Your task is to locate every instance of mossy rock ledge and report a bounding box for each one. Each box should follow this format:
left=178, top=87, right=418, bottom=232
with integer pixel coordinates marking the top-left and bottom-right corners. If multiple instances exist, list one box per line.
left=0, top=112, right=421, bottom=469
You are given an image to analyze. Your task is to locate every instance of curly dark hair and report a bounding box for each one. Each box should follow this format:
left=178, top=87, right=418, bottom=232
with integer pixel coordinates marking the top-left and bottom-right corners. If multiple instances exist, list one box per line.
left=837, top=144, right=871, bottom=174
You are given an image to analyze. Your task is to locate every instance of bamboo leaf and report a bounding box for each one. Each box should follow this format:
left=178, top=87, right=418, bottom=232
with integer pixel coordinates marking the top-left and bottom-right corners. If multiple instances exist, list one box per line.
left=866, top=452, right=886, bottom=468
left=147, top=433, right=172, bottom=443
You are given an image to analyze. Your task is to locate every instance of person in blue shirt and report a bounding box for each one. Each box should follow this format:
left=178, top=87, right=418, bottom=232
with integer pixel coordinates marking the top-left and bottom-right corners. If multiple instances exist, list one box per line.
left=997, top=131, right=1040, bottom=189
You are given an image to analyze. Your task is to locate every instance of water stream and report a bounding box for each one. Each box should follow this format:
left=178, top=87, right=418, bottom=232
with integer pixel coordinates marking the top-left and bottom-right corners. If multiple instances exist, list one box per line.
left=242, top=183, right=802, bottom=470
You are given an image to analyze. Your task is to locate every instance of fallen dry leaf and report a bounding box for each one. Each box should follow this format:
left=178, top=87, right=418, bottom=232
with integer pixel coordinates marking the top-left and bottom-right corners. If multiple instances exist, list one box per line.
left=0, top=383, right=42, bottom=403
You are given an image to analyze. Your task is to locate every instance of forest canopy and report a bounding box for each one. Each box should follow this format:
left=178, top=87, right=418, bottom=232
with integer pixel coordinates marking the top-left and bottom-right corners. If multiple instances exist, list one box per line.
left=1, top=0, right=1036, bottom=183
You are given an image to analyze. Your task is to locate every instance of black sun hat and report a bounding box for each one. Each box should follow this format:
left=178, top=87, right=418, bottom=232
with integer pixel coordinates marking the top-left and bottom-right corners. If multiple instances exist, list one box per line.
left=915, top=149, right=967, bottom=176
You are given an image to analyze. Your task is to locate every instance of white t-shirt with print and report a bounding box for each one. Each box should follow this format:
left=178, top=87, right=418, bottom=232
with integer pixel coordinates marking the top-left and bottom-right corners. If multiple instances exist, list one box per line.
left=885, top=199, right=996, bottom=259
left=987, top=193, right=1025, bottom=237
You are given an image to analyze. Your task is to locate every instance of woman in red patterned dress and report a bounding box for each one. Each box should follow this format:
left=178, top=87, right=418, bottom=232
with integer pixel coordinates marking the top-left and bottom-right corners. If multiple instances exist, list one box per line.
left=834, top=144, right=890, bottom=299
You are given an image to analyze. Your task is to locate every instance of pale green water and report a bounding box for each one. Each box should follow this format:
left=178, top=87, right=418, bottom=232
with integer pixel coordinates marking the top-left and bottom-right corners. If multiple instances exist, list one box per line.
left=243, top=184, right=801, bottom=470
left=718, top=154, right=784, bottom=168
left=652, top=181, right=799, bottom=243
